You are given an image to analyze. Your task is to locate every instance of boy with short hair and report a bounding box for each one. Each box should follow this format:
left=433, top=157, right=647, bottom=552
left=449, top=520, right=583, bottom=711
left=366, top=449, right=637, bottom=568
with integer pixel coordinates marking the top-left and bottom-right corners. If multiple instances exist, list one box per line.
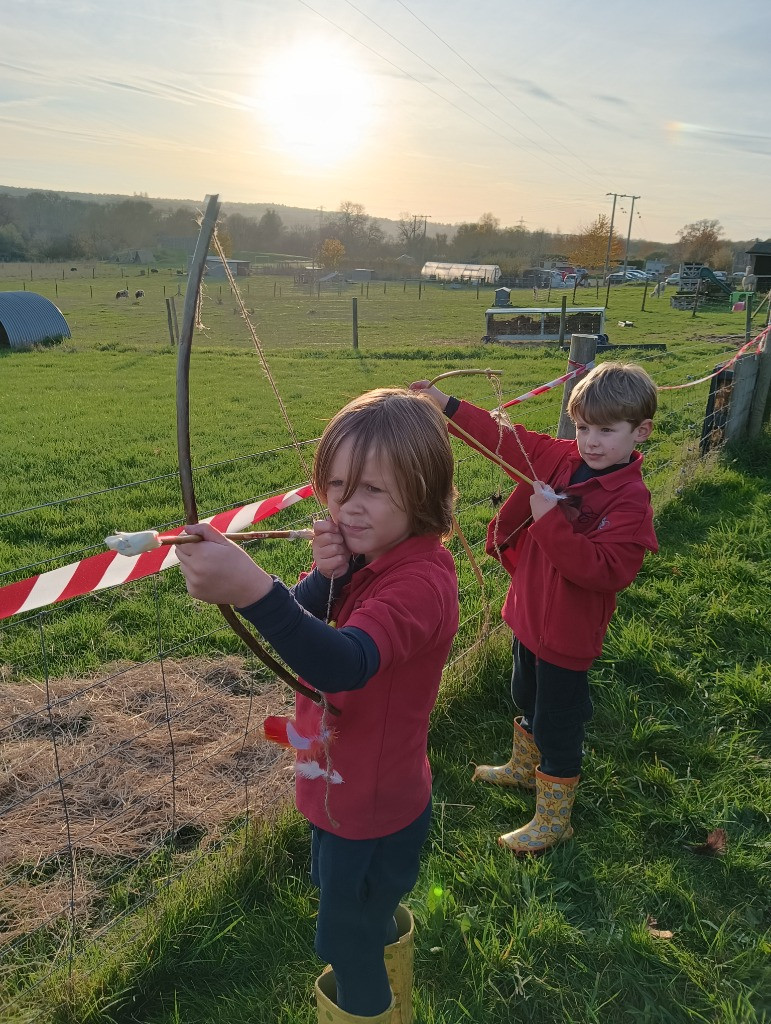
left=412, top=362, right=658, bottom=855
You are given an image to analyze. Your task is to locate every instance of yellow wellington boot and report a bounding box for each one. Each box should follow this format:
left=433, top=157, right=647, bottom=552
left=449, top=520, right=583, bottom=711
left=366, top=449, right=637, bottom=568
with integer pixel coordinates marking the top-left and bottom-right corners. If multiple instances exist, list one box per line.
left=384, top=904, right=414, bottom=1024
left=472, top=717, right=538, bottom=789
left=498, top=769, right=579, bottom=856
left=315, top=966, right=395, bottom=1024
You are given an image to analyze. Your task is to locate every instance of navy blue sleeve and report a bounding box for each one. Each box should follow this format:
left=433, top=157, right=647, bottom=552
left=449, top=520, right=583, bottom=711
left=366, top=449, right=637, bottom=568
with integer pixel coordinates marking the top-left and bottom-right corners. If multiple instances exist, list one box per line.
left=236, top=580, right=380, bottom=693
left=291, top=565, right=352, bottom=619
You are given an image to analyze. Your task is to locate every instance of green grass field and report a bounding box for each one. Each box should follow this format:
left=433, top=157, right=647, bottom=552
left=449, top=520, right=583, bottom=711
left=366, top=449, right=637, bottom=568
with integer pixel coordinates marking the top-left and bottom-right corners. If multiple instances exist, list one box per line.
left=1, top=270, right=769, bottom=1023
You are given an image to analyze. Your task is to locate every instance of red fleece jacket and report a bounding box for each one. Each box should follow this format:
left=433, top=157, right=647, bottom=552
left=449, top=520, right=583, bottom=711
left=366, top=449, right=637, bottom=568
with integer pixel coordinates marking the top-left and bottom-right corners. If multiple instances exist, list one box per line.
left=294, top=535, right=458, bottom=839
left=450, top=400, right=658, bottom=670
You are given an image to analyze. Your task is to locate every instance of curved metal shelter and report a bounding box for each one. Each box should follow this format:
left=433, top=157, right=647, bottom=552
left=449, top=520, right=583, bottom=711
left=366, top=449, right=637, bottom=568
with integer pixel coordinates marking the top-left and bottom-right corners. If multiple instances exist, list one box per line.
left=0, top=291, right=71, bottom=349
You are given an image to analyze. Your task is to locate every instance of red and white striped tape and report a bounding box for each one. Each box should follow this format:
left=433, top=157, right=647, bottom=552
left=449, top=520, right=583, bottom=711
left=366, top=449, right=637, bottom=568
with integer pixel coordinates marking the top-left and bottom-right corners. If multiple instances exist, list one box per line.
left=0, top=484, right=314, bottom=621
left=657, top=327, right=768, bottom=391
left=497, top=361, right=592, bottom=410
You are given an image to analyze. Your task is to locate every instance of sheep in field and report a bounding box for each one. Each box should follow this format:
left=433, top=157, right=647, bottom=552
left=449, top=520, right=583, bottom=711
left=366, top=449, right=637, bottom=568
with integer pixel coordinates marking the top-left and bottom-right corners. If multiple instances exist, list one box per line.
left=135, top=290, right=145, bottom=299
left=116, top=289, right=130, bottom=299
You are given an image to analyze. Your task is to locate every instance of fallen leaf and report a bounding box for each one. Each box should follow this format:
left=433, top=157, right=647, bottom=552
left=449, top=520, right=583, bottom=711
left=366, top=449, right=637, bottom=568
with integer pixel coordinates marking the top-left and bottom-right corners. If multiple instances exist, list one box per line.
left=646, top=916, right=674, bottom=940
left=685, top=828, right=727, bottom=857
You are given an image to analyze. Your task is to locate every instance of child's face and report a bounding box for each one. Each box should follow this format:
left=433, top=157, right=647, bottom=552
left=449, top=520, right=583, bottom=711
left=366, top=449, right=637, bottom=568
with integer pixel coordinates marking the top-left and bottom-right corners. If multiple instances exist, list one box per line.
left=324, top=436, right=411, bottom=563
left=574, top=416, right=653, bottom=470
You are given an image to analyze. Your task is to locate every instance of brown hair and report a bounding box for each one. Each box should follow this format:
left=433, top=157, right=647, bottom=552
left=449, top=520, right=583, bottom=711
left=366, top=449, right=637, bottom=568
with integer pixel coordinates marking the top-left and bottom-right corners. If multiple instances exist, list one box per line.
left=567, top=361, right=657, bottom=426
left=312, top=388, right=455, bottom=538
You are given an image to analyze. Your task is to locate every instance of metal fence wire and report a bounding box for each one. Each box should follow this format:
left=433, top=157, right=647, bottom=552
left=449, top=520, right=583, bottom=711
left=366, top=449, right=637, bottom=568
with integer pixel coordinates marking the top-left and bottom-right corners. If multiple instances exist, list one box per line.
left=0, top=340, right=766, bottom=1021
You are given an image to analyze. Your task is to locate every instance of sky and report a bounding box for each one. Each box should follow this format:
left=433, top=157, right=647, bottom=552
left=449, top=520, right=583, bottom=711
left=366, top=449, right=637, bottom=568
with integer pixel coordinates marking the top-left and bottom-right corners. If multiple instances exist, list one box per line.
left=1, top=0, right=769, bottom=244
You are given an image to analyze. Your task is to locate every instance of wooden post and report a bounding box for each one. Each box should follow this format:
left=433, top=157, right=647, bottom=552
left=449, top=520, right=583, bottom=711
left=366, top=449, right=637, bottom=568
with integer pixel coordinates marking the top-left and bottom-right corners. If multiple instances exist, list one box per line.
left=691, top=279, right=700, bottom=318
left=748, top=332, right=771, bottom=436
left=366, top=281, right=369, bottom=298
left=572, top=278, right=578, bottom=303
left=557, top=335, right=598, bottom=439
left=641, top=281, right=648, bottom=311
left=745, top=294, right=753, bottom=345
left=170, top=296, right=180, bottom=345
left=725, top=353, right=758, bottom=441
left=165, top=297, right=177, bottom=347
left=605, top=280, right=611, bottom=308
left=558, top=295, right=567, bottom=346
left=418, top=281, right=422, bottom=300
left=352, top=297, right=358, bottom=349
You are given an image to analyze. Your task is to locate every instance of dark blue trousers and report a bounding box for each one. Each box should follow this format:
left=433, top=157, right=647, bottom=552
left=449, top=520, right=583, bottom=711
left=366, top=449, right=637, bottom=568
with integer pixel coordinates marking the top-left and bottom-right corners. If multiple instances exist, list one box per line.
left=310, top=798, right=431, bottom=1016
left=510, top=636, right=593, bottom=778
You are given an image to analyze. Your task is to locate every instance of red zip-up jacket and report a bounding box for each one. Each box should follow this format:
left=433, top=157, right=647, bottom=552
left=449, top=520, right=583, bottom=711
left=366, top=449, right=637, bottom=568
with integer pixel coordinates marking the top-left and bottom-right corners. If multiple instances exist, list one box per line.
left=450, top=400, right=657, bottom=670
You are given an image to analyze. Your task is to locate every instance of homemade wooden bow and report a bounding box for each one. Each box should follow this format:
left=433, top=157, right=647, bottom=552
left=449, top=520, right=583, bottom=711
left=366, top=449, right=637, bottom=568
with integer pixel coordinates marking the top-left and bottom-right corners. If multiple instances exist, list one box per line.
left=176, top=194, right=339, bottom=714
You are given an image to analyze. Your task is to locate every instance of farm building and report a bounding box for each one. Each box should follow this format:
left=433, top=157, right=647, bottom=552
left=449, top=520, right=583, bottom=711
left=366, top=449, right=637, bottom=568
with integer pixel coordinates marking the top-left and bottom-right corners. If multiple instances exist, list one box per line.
left=485, top=306, right=605, bottom=342
left=745, top=239, right=771, bottom=292
left=114, top=249, right=156, bottom=265
left=347, top=269, right=374, bottom=282
left=198, top=257, right=251, bottom=279
left=421, top=261, right=501, bottom=284
left=0, top=292, right=71, bottom=349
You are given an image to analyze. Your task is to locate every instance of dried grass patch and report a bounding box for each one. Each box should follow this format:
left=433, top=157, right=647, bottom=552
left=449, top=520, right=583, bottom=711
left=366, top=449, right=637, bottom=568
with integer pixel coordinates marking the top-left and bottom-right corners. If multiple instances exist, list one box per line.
left=0, top=657, right=295, bottom=941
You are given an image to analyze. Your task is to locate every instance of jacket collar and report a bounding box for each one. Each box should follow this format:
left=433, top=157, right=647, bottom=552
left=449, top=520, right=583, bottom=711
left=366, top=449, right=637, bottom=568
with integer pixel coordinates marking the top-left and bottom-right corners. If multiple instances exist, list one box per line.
left=564, top=448, right=646, bottom=492
left=353, top=534, right=444, bottom=579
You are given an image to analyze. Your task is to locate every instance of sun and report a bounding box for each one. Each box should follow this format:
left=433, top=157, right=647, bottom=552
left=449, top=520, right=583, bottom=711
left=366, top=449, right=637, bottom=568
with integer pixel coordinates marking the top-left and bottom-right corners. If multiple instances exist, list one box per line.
left=252, top=39, right=377, bottom=168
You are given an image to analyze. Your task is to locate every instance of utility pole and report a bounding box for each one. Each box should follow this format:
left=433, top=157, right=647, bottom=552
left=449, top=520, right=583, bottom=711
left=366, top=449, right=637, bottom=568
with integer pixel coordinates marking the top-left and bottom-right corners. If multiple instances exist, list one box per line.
left=620, top=195, right=640, bottom=279
left=602, top=193, right=619, bottom=284
left=604, top=193, right=640, bottom=283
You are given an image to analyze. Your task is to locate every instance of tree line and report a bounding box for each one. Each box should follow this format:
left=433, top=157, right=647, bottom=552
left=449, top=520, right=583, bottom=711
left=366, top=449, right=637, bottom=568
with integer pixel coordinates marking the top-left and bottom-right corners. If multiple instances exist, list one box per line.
left=0, top=189, right=751, bottom=275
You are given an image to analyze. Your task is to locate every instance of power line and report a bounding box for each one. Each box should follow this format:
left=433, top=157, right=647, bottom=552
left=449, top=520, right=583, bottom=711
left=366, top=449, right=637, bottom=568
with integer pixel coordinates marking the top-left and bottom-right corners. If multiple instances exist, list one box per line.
left=294, top=0, right=601, bottom=191
left=392, top=0, right=605, bottom=182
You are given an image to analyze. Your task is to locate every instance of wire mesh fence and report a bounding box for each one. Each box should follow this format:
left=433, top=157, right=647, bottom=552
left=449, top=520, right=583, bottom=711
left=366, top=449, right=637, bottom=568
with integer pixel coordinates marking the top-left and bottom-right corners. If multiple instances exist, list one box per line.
left=0, top=334, right=766, bottom=1020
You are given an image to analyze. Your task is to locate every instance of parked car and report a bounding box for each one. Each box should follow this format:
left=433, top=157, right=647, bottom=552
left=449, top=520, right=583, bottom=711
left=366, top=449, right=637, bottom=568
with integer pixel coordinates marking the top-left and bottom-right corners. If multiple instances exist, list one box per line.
left=665, top=273, right=680, bottom=286
left=606, top=270, right=645, bottom=284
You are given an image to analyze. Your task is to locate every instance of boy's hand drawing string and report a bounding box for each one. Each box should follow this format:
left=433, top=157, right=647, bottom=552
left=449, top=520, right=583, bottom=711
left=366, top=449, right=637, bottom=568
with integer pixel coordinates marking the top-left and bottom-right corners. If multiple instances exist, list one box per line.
left=178, top=195, right=340, bottom=715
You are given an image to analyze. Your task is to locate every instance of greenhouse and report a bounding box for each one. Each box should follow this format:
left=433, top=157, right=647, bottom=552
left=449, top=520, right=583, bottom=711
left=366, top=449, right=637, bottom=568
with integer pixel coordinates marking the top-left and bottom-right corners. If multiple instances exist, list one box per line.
left=421, top=261, right=501, bottom=284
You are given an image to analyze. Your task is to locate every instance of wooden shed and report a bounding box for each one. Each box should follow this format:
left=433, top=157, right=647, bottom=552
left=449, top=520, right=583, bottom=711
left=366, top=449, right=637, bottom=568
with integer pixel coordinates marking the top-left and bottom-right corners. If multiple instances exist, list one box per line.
left=0, top=292, right=71, bottom=349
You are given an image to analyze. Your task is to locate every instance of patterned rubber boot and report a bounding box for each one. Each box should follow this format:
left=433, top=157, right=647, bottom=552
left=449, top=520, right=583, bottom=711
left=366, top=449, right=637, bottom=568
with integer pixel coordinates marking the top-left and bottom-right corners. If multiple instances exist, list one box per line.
left=498, top=769, right=579, bottom=856
left=384, top=905, right=414, bottom=1024
left=315, top=967, right=394, bottom=1024
left=472, top=717, right=538, bottom=789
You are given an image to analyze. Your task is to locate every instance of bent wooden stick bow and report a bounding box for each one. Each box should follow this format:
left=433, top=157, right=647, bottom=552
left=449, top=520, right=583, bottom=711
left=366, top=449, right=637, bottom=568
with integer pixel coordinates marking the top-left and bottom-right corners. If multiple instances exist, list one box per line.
left=177, top=194, right=340, bottom=714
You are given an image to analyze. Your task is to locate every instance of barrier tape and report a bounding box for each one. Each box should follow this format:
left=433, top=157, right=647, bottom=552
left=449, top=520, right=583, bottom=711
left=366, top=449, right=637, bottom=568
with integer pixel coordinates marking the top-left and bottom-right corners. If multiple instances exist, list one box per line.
left=497, top=360, right=592, bottom=410
left=0, top=484, right=314, bottom=621
left=657, top=327, right=768, bottom=391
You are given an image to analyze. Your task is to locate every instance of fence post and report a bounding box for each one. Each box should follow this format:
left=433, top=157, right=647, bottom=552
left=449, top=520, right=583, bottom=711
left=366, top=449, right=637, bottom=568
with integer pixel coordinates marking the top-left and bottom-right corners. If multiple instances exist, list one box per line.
left=745, top=295, right=753, bottom=345
left=557, top=334, right=598, bottom=439
left=725, top=353, right=757, bottom=441
left=641, top=281, right=648, bottom=311
left=352, top=297, right=358, bottom=349
left=748, top=332, right=771, bottom=436
left=165, top=297, right=177, bottom=346
left=558, top=296, right=567, bottom=346
left=170, top=296, right=180, bottom=345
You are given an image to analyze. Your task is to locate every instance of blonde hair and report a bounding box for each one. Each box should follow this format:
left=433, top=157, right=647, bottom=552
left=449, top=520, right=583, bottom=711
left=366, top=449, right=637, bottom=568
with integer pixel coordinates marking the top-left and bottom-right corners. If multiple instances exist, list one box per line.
left=312, top=388, right=455, bottom=538
left=567, top=361, right=657, bottom=426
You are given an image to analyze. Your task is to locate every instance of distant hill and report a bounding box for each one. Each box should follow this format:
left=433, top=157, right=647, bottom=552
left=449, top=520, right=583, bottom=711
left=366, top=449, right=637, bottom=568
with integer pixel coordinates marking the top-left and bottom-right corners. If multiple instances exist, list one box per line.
left=0, top=185, right=455, bottom=240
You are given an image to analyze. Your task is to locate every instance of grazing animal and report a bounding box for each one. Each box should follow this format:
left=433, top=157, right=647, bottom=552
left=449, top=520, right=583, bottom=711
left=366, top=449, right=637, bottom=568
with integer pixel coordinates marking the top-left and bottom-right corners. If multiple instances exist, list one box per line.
left=617, top=320, right=635, bottom=328
left=651, top=282, right=665, bottom=298
left=70, top=267, right=77, bottom=272
left=116, top=289, right=130, bottom=299
left=150, top=267, right=159, bottom=274
left=134, top=289, right=145, bottom=299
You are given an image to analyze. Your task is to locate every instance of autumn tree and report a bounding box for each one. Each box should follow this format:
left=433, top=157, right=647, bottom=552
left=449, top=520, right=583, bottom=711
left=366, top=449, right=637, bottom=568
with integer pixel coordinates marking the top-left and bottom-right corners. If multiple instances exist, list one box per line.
left=568, top=214, right=622, bottom=270
left=676, top=219, right=724, bottom=264
left=319, top=237, right=345, bottom=269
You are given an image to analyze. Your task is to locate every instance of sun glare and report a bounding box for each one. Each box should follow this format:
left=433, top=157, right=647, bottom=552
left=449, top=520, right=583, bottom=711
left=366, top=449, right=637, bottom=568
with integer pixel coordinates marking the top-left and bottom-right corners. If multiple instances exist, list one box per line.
left=253, top=40, right=376, bottom=168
